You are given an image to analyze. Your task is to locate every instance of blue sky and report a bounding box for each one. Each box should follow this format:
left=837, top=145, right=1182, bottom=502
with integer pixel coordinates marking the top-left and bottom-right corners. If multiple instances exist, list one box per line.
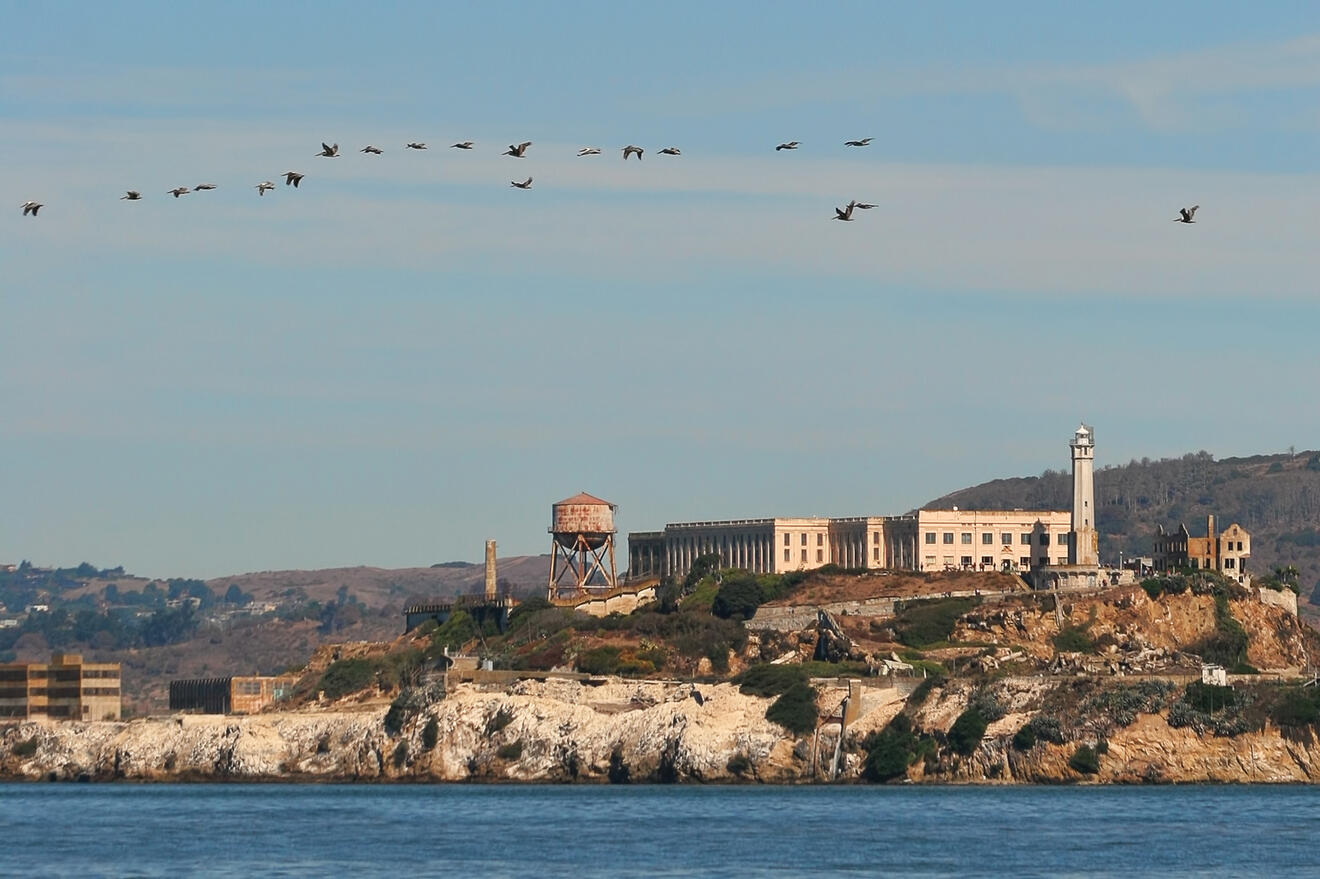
left=4, top=2, right=1320, bottom=579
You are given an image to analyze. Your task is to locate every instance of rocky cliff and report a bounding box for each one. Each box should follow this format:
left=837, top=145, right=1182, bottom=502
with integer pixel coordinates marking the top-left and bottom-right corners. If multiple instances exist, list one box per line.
left=4, top=672, right=1320, bottom=784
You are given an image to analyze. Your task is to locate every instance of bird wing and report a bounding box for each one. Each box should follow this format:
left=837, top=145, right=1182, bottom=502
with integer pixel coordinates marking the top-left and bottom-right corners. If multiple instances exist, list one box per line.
left=1188, top=205, right=1199, bottom=219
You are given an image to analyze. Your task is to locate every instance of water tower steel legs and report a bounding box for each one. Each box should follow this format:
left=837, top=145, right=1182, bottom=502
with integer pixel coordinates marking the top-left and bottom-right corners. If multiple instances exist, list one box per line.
left=548, top=534, right=617, bottom=600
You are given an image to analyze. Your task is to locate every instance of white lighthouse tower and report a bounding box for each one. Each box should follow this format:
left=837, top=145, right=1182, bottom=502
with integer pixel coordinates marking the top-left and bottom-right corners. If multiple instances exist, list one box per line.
left=1069, top=423, right=1098, bottom=566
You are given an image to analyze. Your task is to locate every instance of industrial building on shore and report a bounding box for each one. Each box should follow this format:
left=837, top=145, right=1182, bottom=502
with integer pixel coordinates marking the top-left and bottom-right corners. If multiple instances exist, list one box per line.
left=0, top=653, right=121, bottom=721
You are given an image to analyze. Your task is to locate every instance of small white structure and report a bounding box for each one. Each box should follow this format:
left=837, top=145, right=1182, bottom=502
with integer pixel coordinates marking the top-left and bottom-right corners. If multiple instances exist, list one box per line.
left=1201, top=664, right=1228, bottom=686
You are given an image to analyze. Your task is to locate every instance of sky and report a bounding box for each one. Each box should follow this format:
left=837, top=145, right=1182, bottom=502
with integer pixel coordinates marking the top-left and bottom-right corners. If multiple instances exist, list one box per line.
left=4, top=2, right=1320, bottom=579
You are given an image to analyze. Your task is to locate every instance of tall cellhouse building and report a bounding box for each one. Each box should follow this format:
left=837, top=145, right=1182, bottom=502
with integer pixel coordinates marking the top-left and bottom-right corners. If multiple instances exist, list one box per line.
left=1069, top=423, right=1099, bottom=566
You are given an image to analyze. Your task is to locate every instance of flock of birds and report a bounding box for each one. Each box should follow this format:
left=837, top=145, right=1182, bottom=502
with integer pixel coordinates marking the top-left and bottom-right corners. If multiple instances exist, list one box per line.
left=15, top=136, right=1203, bottom=225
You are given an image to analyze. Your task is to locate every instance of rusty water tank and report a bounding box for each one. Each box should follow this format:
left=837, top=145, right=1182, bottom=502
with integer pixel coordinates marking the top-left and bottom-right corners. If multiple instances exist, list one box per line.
left=550, top=492, right=617, bottom=549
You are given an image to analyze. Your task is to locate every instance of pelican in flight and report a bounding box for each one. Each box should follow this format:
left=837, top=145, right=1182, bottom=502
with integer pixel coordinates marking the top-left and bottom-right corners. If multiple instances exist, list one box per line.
left=658, top=147, right=681, bottom=156
left=844, top=137, right=873, bottom=147
left=577, top=147, right=601, bottom=156
left=451, top=142, right=474, bottom=149
left=21, top=201, right=42, bottom=216
left=510, top=177, right=533, bottom=189
left=406, top=142, right=427, bottom=150
left=622, top=145, right=643, bottom=160
left=361, top=145, right=383, bottom=155
left=194, top=183, right=217, bottom=191
left=776, top=141, right=799, bottom=151
left=855, top=202, right=876, bottom=210
left=834, top=200, right=857, bottom=221
left=121, top=191, right=142, bottom=201
left=316, top=142, right=339, bottom=157
left=168, top=187, right=190, bottom=198
left=256, top=181, right=275, bottom=196
left=283, top=171, right=304, bottom=188
left=503, top=141, right=532, bottom=157
left=1174, top=205, right=1199, bottom=223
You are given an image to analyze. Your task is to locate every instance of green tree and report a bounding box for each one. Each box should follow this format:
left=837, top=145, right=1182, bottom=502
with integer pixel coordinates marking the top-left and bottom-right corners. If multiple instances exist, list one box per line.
left=947, top=708, right=988, bottom=756
left=711, top=573, right=765, bottom=620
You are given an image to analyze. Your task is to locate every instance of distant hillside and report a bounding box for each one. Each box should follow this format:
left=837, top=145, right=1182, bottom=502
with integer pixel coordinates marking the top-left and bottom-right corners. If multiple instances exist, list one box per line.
left=923, top=449, right=1320, bottom=608
left=204, top=555, right=553, bottom=608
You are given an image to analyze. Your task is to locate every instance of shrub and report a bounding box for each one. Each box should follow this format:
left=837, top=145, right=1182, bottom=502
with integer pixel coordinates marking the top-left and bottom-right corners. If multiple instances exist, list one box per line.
left=391, top=740, right=409, bottom=769
left=608, top=745, right=630, bottom=784
left=1028, top=715, right=1066, bottom=745
left=947, top=708, right=988, bottom=756
left=1183, top=681, right=1236, bottom=714
left=1269, top=688, right=1319, bottom=729
left=765, top=682, right=818, bottom=735
left=427, top=611, right=478, bottom=655
left=383, top=695, right=409, bottom=736
left=711, top=573, right=767, bottom=621
left=861, top=714, right=927, bottom=782
left=891, top=597, right=979, bottom=648
left=12, top=737, right=38, bottom=758
left=734, top=664, right=808, bottom=698
left=1068, top=745, right=1099, bottom=775
left=496, top=741, right=523, bottom=761
left=316, top=658, right=374, bottom=701
left=575, top=645, right=622, bottom=675
left=968, top=688, right=1007, bottom=723
left=421, top=717, right=439, bottom=751
left=1012, top=724, right=1036, bottom=751
left=1052, top=626, right=1093, bottom=654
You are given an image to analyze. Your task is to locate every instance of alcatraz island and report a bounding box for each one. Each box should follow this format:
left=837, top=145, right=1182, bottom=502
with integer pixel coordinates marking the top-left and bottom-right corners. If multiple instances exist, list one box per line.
left=4, top=424, right=1320, bottom=784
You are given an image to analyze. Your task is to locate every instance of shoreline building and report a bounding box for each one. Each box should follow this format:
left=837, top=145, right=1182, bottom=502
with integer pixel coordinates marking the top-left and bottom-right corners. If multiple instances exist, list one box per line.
left=629, top=424, right=1100, bottom=584
left=0, top=653, right=121, bottom=721
left=168, top=675, right=298, bottom=715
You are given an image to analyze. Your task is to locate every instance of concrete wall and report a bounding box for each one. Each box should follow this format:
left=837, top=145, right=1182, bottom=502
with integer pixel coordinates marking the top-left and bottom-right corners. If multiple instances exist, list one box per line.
left=1257, top=586, right=1299, bottom=617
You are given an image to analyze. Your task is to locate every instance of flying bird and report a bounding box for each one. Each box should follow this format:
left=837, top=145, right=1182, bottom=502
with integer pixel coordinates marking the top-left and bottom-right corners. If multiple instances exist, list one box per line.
left=21, top=201, right=42, bottom=216
left=622, top=145, right=643, bottom=161
left=844, top=138, right=873, bottom=147
left=283, top=171, right=304, bottom=188
left=406, top=142, right=427, bottom=150
left=255, top=181, right=275, bottom=196
left=1174, top=205, right=1199, bottom=224
left=510, top=177, right=533, bottom=189
left=834, top=200, right=857, bottom=221
left=121, top=191, right=142, bottom=201
left=360, top=145, right=383, bottom=155
left=854, top=202, right=876, bottom=210
left=658, top=147, right=681, bottom=156
left=451, top=142, right=474, bottom=150
left=577, top=147, right=601, bottom=156
left=776, top=141, right=799, bottom=151
left=316, top=142, right=339, bottom=157
left=194, top=183, right=217, bottom=191
left=503, top=141, right=532, bottom=157
left=168, top=187, right=190, bottom=198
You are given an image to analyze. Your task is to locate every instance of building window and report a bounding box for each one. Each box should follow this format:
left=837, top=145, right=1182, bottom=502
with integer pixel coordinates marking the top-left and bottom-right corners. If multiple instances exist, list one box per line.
left=1225, top=558, right=1235, bottom=569
left=784, top=533, right=790, bottom=546
left=943, top=533, right=954, bottom=545
left=1056, top=557, right=1067, bottom=566
left=800, top=549, right=807, bottom=562
left=1001, top=533, right=1012, bottom=545
left=1020, top=557, right=1030, bottom=567
left=873, top=533, right=880, bottom=544
left=925, top=532, right=936, bottom=544
left=925, top=555, right=936, bottom=567
left=961, top=532, right=972, bottom=545
left=874, top=547, right=880, bottom=561
left=981, top=556, right=992, bottom=567
left=981, top=532, right=994, bottom=545
left=817, top=533, right=823, bottom=546
left=960, top=556, right=972, bottom=568
left=801, top=533, right=807, bottom=546
left=943, top=556, right=954, bottom=567
left=1021, top=534, right=1031, bottom=545
left=816, top=550, right=823, bottom=562
left=1039, top=534, right=1050, bottom=545
left=784, top=549, right=790, bottom=562
left=1058, top=533, right=1069, bottom=546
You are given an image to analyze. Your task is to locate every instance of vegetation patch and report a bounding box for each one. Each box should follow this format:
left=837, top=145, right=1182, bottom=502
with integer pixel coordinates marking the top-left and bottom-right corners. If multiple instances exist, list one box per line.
left=726, top=752, right=752, bottom=777
left=316, top=658, right=375, bottom=701
left=733, top=663, right=808, bottom=697
left=947, top=707, right=988, bottom=756
left=496, top=740, right=524, bottom=761
left=1068, top=744, right=1099, bottom=775
left=485, top=707, right=514, bottom=736
left=421, top=717, right=439, bottom=751
left=12, top=737, right=39, bottom=758
left=861, top=714, right=936, bottom=782
left=391, top=740, right=409, bottom=769
left=1083, top=679, right=1178, bottom=728
left=891, top=597, right=980, bottom=648
left=765, top=682, right=819, bottom=735
left=1052, top=625, right=1094, bottom=654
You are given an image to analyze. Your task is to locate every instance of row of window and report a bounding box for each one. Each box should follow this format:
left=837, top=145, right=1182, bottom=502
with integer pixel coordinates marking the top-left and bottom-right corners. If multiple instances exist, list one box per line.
left=925, top=531, right=1070, bottom=546
left=783, top=533, right=826, bottom=546
left=924, top=556, right=1069, bottom=568
left=783, top=549, right=826, bottom=563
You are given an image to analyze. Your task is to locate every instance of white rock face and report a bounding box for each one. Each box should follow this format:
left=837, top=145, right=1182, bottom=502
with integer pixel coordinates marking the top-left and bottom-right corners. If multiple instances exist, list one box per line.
left=0, top=680, right=804, bottom=783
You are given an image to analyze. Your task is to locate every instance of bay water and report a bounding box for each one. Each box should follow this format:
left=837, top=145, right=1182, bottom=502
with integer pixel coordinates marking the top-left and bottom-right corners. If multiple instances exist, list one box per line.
left=2, top=783, right=1316, bottom=877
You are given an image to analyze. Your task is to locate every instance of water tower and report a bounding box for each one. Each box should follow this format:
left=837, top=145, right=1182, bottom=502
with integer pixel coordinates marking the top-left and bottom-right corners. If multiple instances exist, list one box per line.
left=548, top=492, right=618, bottom=599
